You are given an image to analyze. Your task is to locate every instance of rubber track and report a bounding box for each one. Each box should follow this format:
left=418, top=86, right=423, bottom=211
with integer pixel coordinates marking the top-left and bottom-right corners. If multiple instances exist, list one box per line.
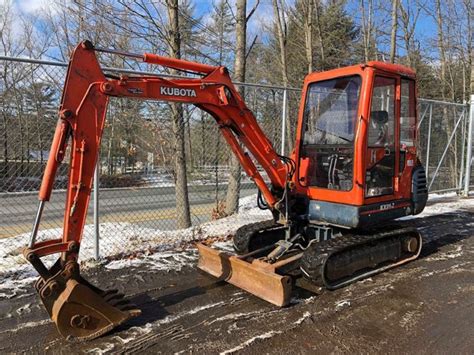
left=232, top=219, right=279, bottom=254
left=300, top=226, right=421, bottom=290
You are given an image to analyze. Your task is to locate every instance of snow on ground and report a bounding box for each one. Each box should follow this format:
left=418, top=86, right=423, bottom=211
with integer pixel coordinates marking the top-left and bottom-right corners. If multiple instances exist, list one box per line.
left=1, top=192, right=473, bottom=298
left=0, top=194, right=271, bottom=297
left=400, top=192, right=473, bottom=220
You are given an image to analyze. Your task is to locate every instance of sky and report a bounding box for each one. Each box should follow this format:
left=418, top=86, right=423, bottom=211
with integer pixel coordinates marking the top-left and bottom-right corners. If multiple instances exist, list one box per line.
left=15, top=0, right=52, bottom=14
left=9, top=0, right=440, bottom=60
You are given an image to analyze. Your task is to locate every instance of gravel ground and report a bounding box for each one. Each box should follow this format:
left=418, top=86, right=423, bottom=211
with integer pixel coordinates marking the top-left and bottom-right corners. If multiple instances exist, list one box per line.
left=0, top=197, right=473, bottom=354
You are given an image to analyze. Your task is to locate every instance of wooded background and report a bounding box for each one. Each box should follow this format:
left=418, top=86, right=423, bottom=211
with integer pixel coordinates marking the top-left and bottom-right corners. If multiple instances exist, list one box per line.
left=0, top=0, right=472, bottom=229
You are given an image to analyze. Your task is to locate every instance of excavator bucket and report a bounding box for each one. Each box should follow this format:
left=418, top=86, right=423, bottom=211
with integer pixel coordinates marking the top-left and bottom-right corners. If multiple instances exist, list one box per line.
left=34, top=261, right=141, bottom=341
left=196, top=243, right=294, bottom=306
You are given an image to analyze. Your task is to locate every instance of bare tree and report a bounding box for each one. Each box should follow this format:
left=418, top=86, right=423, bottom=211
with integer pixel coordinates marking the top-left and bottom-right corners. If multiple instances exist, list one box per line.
left=435, top=0, right=447, bottom=100
left=468, top=0, right=473, bottom=94
left=271, top=0, right=294, bottom=152
left=225, top=0, right=258, bottom=215
left=225, top=0, right=246, bottom=215
left=165, top=0, right=191, bottom=228
left=272, top=0, right=289, bottom=86
left=389, top=0, right=399, bottom=63
left=209, top=0, right=234, bottom=213
left=471, top=46, right=474, bottom=94
left=303, top=0, right=314, bottom=74
left=360, top=0, right=375, bottom=62
left=0, top=0, right=14, bottom=177
left=399, top=0, right=421, bottom=67
left=314, top=0, right=325, bottom=67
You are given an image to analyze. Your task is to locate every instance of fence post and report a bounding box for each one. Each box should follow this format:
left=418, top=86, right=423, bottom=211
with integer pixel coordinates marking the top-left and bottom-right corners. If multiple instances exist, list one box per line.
left=458, top=106, right=467, bottom=191
left=280, top=88, right=287, bottom=155
left=463, top=96, right=474, bottom=196
left=425, top=103, right=433, bottom=180
left=93, top=157, right=100, bottom=260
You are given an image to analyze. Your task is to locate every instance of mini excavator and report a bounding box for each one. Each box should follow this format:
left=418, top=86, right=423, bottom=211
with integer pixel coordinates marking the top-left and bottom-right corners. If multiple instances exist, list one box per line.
left=25, top=41, right=428, bottom=341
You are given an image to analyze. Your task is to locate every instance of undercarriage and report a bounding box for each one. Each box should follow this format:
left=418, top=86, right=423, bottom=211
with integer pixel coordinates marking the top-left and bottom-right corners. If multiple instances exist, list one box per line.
left=197, top=220, right=422, bottom=306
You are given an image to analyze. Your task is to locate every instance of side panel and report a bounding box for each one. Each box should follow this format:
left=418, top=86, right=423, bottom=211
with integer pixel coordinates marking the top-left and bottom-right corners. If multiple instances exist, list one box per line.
left=307, top=199, right=412, bottom=228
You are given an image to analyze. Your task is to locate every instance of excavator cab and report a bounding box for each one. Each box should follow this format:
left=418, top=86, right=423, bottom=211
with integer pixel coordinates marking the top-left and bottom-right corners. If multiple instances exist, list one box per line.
left=296, top=62, right=428, bottom=229
left=202, top=63, right=427, bottom=305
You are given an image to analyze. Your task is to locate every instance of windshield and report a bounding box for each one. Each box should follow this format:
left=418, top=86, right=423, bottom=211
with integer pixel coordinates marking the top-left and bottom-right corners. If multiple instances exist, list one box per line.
left=302, top=76, right=361, bottom=145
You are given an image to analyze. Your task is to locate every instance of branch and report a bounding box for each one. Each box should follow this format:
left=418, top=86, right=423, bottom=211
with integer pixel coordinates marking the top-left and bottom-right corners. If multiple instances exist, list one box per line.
left=225, top=0, right=236, bottom=21
left=245, top=34, right=258, bottom=59
left=246, top=0, right=260, bottom=23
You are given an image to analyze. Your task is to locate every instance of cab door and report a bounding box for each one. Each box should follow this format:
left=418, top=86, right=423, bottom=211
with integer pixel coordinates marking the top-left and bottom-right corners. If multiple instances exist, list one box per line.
left=365, top=75, right=399, bottom=198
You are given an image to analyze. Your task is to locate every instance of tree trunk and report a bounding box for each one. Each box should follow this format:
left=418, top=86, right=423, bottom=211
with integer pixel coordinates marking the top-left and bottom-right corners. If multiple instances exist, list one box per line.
left=1, top=113, right=7, bottom=178
left=225, top=0, right=247, bottom=215
left=166, top=0, right=191, bottom=228
left=272, top=0, right=293, bottom=152
left=304, top=0, right=314, bottom=74
left=390, top=0, right=399, bottom=63
left=399, top=4, right=412, bottom=67
left=435, top=0, right=447, bottom=101
left=471, top=47, right=474, bottom=93
left=107, top=114, right=115, bottom=175
left=360, top=0, right=373, bottom=62
left=467, top=0, right=473, bottom=97
left=314, top=0, right=325, bottom=68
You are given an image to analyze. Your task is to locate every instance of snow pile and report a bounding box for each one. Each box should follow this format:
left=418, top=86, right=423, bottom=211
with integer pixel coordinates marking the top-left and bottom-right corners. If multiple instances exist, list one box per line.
left=97, top=193, right=271, bottom=258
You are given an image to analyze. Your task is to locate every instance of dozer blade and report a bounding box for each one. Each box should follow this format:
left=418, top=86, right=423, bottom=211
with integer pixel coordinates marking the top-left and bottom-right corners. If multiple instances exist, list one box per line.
left=35, top=261, right=141, bottom=342
left=196, top=243, right=293, bottom=307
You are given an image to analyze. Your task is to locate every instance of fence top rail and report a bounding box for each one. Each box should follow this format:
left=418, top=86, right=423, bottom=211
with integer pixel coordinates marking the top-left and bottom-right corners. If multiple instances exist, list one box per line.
left=0, top=55, right=301, bottom=92
left=418, top=97, right=469, bottom=107
left=1, top=55, right=470, bottom=106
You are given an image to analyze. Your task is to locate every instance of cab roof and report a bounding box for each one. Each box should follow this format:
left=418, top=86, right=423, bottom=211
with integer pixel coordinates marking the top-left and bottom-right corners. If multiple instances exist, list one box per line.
left=305, top=61, right=416, bottom=84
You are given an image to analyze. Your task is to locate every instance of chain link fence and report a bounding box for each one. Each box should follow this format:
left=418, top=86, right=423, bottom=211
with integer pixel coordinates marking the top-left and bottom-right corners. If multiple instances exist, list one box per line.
left=0, top=56, right=472, bottom=260
left=416, top=99, right=471, bottom=192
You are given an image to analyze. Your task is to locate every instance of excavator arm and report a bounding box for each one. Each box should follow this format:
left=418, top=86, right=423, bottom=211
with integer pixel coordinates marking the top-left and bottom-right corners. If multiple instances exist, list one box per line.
left=24, top=41, right=292, bottom=341
left=31, top=41, right=290, bottom=260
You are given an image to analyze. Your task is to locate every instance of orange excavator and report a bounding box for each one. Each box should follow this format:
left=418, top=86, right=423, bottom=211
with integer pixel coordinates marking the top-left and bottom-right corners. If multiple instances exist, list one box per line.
left=25, top=41, right=428, bottom=341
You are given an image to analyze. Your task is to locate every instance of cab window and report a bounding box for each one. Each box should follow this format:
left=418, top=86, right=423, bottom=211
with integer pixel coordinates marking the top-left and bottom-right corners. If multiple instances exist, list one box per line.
left=400, top=79, right=416, bottom=147
left=368, top=76, right=396, bottom=147
left=300, top=75, right=361, bottom=191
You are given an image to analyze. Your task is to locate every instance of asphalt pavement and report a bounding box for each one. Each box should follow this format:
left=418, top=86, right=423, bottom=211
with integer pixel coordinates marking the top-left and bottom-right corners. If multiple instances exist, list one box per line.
left=0, top=183, right=257, bottom=238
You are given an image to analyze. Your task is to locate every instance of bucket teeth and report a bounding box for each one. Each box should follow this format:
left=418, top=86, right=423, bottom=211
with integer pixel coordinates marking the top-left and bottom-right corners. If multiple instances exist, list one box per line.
left=36, top=262, right=141, bottom=342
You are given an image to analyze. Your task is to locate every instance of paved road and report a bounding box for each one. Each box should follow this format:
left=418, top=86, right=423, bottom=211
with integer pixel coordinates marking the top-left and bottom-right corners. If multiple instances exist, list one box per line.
left=0, top=197, right=472, bottom=353
left=0, top=183, right=257, bottom=238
